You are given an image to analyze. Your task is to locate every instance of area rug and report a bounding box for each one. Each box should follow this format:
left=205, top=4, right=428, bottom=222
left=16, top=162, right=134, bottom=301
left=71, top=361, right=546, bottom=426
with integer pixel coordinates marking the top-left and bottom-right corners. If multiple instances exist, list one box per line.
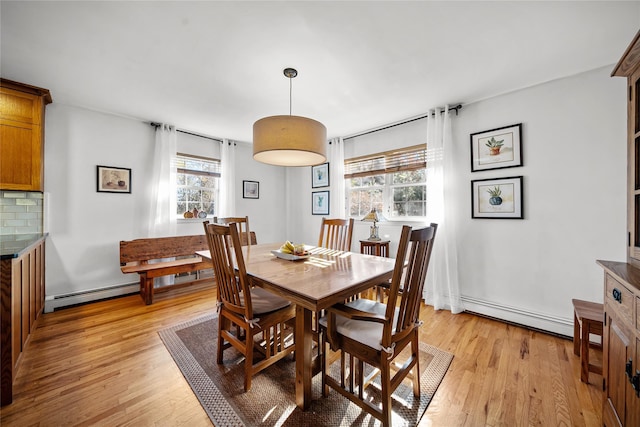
left=159, top=314, right=453, bottom=426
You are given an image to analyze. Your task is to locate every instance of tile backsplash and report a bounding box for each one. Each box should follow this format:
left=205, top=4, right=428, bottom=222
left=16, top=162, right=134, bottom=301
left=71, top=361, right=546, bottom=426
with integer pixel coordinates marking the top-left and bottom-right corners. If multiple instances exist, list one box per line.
left=0, top=191, right=44, bottom=235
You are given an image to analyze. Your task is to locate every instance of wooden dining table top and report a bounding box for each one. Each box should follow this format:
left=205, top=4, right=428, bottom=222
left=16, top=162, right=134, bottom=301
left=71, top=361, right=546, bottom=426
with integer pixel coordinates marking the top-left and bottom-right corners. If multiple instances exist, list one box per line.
left=196, top=242, right=397, bottom=311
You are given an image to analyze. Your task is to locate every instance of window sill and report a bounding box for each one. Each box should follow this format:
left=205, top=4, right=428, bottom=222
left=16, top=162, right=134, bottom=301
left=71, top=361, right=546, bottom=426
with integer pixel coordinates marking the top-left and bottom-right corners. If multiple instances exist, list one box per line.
left=177, top=217, right=211, bottom=224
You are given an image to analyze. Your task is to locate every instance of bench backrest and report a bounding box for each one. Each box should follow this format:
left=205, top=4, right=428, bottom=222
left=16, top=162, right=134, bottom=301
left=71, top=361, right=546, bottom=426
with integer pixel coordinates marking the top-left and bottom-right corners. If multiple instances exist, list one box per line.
left=120, top=235, right=209, bottom=265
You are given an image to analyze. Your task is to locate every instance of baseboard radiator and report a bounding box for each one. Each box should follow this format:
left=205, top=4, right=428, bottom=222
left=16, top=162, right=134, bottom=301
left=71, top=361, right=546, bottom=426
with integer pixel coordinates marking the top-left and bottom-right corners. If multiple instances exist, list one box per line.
left=461, top=295, right=574, bottom=338
left=44, top=282, right=139, bottom=313
left=44, top=270, right=215, bottom=313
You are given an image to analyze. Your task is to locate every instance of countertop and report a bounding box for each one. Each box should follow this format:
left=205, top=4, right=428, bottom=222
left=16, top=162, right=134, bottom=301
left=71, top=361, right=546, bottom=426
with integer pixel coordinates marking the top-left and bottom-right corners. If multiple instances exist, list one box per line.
left=0, top=233, right=48, bottom=260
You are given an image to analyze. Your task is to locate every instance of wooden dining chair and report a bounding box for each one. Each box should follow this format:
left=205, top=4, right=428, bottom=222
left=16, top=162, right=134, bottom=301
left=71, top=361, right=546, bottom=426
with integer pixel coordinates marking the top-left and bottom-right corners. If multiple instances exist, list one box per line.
left=319, top=223, right=437, bottom=427
left=213, top=216, right=255, bottom=246
left=317, top=218, right=354, bottom=252
left=203, top=221, right=296, bottom=392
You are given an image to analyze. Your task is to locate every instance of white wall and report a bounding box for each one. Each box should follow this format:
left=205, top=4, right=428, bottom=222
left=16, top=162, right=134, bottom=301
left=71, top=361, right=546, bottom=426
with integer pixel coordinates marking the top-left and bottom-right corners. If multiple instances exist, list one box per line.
left=452, top=66, right=626, bottom=334
left=44, top=104, right=155, bottom=304
left=230, top=142, right=287, bottom=244
left=43, top=104, right=285, bottom=309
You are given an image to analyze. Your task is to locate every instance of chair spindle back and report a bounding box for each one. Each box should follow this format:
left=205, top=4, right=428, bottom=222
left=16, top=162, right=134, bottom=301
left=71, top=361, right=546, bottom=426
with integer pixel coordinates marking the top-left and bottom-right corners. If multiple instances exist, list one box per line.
left=203, top=221, right=253, bottom=318
left=384, top=223, right=437, bottom=341
left=317, top=218, right=354, bottom=252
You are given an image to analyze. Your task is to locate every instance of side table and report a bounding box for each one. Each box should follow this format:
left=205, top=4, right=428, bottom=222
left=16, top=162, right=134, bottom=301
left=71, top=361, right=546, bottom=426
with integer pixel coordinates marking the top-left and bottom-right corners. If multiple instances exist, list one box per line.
left=360, top=239, right=390, bottom=257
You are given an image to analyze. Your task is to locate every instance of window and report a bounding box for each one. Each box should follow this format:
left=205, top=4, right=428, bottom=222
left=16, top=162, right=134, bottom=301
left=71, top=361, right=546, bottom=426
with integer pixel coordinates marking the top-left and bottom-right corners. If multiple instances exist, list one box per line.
left=176, top=153, right=220, bottom=218
left=345, top=145, right=426, bottom=220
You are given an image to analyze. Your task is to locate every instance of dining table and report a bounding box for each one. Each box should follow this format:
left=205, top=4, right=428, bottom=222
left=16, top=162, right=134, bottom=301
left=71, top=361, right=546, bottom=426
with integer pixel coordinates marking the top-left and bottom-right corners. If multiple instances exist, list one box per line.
left=197, top=242, right=396, bottom=410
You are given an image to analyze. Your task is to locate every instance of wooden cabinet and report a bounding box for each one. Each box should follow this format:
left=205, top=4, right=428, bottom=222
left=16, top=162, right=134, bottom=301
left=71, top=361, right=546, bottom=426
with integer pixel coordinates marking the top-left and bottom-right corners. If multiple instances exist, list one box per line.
left=598, top=263, right=640, bottom=427
left=612, top=31, right=640, bottom=268
left=599, top=29, right=640, bottom=427
left=0, top=79, right=52, bottom=191
left=0, top=236, right=46, bottom=406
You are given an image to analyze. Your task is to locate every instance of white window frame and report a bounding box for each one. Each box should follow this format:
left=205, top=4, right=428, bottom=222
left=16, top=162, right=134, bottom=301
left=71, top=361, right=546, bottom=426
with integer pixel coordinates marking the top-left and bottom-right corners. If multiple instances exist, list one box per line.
left=345, top=145, right=427, bottom=221
left=175, top=153, right=220, bottom=219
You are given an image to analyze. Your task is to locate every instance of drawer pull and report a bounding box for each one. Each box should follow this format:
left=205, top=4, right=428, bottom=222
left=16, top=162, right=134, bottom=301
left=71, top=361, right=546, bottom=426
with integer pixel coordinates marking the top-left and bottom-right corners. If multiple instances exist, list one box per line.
left=627, top=359, right=633, bottom=380
left=612, top=288, right=622, bottom=303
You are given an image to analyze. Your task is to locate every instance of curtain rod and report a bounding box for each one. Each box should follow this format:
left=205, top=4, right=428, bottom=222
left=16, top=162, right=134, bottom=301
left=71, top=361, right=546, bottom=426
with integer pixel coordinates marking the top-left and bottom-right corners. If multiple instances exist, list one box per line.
left=149, top=122, right=223, bottom=143
left=343, top=104, right=462, bottom=141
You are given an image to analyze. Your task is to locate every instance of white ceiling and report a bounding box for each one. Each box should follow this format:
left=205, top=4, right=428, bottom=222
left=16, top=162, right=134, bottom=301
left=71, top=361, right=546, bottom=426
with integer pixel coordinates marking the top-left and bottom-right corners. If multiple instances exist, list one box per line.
left=1, top=1, right=639, bottom=142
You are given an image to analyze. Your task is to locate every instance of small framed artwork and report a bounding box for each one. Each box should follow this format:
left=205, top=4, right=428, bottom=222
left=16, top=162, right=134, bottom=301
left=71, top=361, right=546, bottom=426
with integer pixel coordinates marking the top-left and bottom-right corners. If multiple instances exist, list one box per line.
left=470, top=123, right=522, bottom=172
left=312, top=162, right=330, bottom=188
left=312, top=190, right=330, bottom=215
left=96, top=165, right=131, bottom=193
left=243, top=180, right=259, bottom=199
left=471, top=176, right=523, bottom=219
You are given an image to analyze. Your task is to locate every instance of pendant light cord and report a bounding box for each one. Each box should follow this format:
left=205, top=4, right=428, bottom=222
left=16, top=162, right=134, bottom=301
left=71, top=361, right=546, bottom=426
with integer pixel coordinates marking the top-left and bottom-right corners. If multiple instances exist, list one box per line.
left=283, top=68, right=298, bottom=116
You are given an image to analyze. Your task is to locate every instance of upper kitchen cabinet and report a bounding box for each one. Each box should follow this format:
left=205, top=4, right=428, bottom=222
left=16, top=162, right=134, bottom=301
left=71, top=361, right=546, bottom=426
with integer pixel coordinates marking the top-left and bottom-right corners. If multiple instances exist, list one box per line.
left=0, top=79, right=52, bottom=192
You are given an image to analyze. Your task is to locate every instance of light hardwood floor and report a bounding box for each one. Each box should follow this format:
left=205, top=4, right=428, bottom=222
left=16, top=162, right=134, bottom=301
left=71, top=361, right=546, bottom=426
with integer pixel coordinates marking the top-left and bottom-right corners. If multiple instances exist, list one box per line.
left=0, top=285, right=602, bottom=426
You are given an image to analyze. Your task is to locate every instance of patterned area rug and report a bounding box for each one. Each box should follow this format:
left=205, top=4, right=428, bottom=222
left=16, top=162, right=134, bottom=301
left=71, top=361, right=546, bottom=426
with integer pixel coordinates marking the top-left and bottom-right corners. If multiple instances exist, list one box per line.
left=159, top=314, right=453, bottom=427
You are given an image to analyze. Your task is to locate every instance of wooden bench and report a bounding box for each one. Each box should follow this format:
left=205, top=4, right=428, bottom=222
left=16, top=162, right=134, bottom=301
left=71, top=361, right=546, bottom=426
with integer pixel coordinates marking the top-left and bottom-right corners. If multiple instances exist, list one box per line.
left=120, top=235, right=213, bottom=305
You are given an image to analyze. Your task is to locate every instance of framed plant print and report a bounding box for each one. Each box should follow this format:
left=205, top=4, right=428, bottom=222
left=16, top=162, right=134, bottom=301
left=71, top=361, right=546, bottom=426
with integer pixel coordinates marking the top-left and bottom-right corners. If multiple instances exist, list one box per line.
left=312, top=162, right=329, bottom=188
left=96, top=165, right=131, bottom=193
left=312, top=191, right=330, bottom=215
left=471, top=176, right=523, bottom=219
left=243, top=180, right=259, bottom=199
left=470, top=123, right=522, bottom=172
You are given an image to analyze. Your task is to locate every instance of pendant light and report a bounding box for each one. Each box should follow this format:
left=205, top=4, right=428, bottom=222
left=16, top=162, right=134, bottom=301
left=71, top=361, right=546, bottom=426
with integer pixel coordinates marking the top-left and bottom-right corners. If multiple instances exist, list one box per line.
left=253, top=68, right=327, bottom=167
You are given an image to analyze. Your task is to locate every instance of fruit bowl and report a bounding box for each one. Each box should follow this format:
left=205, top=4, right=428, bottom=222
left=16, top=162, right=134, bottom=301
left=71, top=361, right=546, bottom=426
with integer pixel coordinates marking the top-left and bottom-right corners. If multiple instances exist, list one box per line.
left=270, top=249, right=310, bottom=261
left=273, top=241, right=310, bottom=260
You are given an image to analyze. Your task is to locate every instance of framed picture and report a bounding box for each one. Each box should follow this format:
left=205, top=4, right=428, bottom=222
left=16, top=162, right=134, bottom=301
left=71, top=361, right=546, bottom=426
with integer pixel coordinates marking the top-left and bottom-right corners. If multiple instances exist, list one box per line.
left=470, top=123, right=522, bottom=172
left=312, top=191, right=330, bottom=215
left=312, top=162, right=330, bottom=188
left=471, top=176, right=523, bottom=219
left=243, top=180, right=259, bottom=199
left=96, top=165, right=131, bottom=193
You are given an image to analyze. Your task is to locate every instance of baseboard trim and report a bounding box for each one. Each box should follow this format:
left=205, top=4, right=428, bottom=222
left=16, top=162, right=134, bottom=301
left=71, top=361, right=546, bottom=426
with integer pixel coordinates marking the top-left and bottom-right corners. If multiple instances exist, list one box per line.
left=45, top=282, right=139, bottom=313
left=461, top=295, right=574, bottom=338
left=45, top=286, right=576, bottom=337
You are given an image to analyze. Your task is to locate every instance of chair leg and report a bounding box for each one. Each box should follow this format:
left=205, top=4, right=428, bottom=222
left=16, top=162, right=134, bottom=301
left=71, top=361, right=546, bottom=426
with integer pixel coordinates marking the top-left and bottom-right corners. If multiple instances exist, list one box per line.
left=217, top=316, right=226, bottom=364
left=357, top=358, right=364, bottom=400
left=380, top=359, right=392, bottom=427
left=321, top=331, right=329, bottom=397
left=245, top=331, right=254, bottom=392
left=581, top=319, right=590, bottom=383
left=412, top=334, right=420, bottom=397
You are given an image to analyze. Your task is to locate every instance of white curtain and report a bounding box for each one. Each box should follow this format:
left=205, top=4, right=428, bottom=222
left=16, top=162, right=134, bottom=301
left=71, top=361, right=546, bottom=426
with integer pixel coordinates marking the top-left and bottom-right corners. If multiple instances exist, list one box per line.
left=148, top=124, right=177, bottom=237
left=149, top=124, right=177, bottom=287
left=328, top=137, right=346, bottom=217
left=219, top=139, right=236, bottom=217
left=424, top=106, right=463, bottom=314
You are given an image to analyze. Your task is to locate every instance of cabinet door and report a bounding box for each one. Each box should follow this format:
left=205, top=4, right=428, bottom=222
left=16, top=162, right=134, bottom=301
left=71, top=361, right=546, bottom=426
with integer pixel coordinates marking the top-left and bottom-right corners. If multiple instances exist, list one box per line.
left=0, top=119, right=42, bottom=191
left=605, top=311, right=630, bottom=427
left=628, top=336, right=640, bottom=426
left=0, top=87, right=44, bottom=191
left=629, top=67, right=640, bottom=265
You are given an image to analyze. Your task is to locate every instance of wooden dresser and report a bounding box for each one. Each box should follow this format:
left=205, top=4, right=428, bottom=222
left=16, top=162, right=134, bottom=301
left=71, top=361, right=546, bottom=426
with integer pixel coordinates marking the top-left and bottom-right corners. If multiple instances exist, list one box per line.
left=599, top=30, right=640, bottom=426
left=598, top=261, right=640, bottom=426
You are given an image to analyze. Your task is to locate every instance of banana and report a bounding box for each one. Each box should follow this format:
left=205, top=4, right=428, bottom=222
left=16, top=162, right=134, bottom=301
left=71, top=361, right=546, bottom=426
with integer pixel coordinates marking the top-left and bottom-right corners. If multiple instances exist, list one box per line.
left=280, top=240, right=295, bottom=254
